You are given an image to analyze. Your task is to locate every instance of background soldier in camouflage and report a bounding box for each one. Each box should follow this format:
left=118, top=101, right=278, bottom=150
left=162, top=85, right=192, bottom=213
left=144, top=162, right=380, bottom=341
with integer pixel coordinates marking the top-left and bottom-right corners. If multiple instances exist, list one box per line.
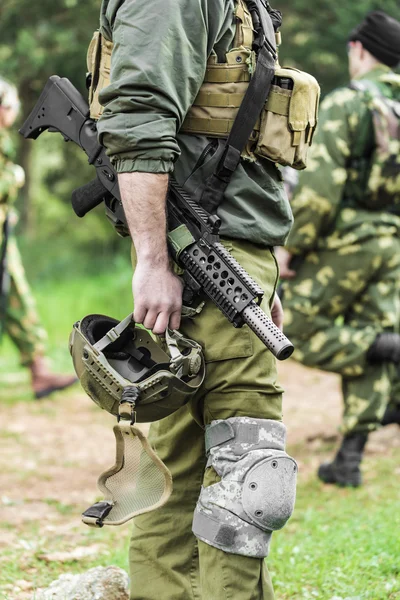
left=277, top=11, right=400, bottom=487
left=0, top=78, right=77, bottom=398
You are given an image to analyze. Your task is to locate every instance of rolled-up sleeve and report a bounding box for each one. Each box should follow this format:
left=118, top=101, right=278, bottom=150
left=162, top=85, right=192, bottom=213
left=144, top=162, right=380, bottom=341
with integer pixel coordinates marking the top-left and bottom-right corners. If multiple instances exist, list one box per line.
left=98, top=0, right=216, bottom=174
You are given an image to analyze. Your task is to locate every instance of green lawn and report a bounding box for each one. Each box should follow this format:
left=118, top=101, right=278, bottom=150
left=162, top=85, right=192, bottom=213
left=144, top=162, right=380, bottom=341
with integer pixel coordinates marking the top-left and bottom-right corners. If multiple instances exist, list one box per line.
left=2, top=458, right=399, bottom=600
left=269, top=459, right=400, bottom=599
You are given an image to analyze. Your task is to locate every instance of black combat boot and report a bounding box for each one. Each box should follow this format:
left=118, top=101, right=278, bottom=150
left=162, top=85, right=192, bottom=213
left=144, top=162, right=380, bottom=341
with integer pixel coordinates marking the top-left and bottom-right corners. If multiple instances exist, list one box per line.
left=367, top=332, right=400, bottom=364
left=381, top=404, right=400, bottom=426
left=317, top=432, right=368, bottom=487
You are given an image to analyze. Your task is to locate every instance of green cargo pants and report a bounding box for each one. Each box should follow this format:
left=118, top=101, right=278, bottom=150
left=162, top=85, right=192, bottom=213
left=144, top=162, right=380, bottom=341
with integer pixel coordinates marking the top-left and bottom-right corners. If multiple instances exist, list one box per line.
left=129, top=238, right=284, bottom=600
left=283, top=234, right=400, bottom=434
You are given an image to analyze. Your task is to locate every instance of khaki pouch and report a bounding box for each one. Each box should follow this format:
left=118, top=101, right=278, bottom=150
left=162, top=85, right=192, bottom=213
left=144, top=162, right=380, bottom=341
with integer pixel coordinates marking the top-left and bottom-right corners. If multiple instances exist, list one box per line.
left=87, top=31, right=113, bottom=120
left=255, top=67, right=320, bottom=169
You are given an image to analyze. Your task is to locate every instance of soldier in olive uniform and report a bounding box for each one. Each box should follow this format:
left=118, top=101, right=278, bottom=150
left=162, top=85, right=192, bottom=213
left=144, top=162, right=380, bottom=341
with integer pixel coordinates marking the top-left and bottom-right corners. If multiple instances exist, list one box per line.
left=92, top=0, right=299, bottom=598
left=0, top=79, right=77, bottom=398
left=277, top=12, right=400, bottom=487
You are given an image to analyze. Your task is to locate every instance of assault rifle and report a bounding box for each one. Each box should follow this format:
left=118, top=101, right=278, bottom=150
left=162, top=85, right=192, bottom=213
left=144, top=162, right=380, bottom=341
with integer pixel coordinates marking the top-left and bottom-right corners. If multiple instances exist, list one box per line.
left=20, top=76, right=293, bottom=360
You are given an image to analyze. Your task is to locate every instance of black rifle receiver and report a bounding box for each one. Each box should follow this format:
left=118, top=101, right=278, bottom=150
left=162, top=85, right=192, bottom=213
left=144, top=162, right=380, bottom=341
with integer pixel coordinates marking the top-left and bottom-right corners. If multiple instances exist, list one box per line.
left=20, top=76, right=294, bottom=360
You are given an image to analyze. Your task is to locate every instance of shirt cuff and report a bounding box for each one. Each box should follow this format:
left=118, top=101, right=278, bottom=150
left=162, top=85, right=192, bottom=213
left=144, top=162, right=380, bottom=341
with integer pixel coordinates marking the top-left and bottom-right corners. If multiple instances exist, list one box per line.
left=112, top=158, right=175, bottom=174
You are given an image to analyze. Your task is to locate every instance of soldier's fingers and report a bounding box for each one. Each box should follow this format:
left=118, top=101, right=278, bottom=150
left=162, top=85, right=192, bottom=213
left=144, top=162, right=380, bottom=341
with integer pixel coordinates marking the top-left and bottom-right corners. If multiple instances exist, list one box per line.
left=143, top=311, right=158, bottom=331
left=152, top=312, right=169, bottom=335
left=133, top=304, right=147, bottom=325
left=169, top=310, right=181, bottom=331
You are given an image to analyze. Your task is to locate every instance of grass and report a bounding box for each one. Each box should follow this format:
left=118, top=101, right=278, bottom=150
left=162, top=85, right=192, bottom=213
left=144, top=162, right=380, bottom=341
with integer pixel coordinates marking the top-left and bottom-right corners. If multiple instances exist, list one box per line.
left=269, top=456, right=400, bottom=599
left=1, top=451, right=399, bottom=599
left=0, top=255, right=399, bottom=599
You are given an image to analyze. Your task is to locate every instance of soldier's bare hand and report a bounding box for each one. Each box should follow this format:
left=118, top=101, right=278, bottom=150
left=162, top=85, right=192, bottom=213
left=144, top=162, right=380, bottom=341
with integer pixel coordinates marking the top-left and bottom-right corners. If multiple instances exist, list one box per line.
left=132, top=261, right=183, bottom=334
left=276, top=247, right=296, bottom=279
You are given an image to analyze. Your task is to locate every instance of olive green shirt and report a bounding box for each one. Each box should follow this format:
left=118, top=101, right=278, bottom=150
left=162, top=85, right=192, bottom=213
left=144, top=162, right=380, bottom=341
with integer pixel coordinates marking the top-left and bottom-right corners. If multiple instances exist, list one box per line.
left=286, top=65, right=400, bottom=255
left=97, top=0, right=293, bottom=246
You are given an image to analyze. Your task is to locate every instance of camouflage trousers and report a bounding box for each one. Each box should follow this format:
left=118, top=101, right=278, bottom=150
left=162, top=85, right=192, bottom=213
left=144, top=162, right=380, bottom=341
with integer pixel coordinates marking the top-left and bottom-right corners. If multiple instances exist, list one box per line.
left=1, top=224, right=47, bottom=366
left=129, top=239, right=284, bottom=600
left=283, top=234, right=400, bottom=434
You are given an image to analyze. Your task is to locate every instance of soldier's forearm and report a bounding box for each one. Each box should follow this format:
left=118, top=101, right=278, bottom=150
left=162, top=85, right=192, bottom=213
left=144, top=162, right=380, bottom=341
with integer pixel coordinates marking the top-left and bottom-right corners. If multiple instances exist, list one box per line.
left=118, top=172, right=170, bottom=266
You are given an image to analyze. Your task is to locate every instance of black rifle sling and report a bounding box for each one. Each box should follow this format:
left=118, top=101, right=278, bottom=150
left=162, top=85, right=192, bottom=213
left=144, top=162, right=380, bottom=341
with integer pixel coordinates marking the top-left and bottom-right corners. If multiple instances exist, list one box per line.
left=200, top=0, right=277, bottom=214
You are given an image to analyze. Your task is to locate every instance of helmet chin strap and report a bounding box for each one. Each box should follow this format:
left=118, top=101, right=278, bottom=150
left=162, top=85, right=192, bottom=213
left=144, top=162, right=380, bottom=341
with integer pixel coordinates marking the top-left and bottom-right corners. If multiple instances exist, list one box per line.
left=165, top=328, right=204, bottom=378
left=93, top=314, right=204, bottom=380
left=93, top=313, right=135, bottom=353
left=82, top=420, right=172, bottom=528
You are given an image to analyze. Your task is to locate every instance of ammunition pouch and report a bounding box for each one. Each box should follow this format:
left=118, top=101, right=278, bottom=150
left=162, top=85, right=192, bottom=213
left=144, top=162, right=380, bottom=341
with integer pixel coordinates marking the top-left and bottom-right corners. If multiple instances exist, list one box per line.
left=255, top=67, right=320, bottom=169
left=181, top=59, right=320, bottom=171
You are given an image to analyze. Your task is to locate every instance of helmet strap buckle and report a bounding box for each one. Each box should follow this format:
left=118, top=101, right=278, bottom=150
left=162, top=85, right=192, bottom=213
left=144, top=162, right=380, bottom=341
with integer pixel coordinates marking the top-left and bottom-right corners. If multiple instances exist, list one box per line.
left=118, top=386, right=140, bottom=425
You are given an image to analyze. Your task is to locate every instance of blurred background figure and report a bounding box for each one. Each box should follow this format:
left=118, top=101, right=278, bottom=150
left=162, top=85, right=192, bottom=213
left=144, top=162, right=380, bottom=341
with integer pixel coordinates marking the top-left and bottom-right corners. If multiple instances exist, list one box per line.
left=0, top=78, right=77, bottom=399
left=282, top=166, right=299, bottom=202
left=277, top=11, right=400, bottom=487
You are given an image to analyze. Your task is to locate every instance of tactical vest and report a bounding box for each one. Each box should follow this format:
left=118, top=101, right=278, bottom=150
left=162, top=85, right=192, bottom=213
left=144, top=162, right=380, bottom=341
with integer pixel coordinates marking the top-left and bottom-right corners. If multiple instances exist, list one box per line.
left=87, top=0, right=320, bottom=170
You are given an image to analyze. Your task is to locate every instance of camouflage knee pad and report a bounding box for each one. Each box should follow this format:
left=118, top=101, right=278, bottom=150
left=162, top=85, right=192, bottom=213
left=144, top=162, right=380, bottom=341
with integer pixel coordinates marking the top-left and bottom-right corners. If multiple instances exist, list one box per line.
left=192, top=417, right=297, bottom=558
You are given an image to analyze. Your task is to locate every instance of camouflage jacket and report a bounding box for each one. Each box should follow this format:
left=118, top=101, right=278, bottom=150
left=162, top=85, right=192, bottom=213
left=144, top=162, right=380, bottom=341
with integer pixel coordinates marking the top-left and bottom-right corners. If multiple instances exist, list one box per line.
left=286, top=65, right=400, bottom=255
left=0, top=130, right=23, bottom=208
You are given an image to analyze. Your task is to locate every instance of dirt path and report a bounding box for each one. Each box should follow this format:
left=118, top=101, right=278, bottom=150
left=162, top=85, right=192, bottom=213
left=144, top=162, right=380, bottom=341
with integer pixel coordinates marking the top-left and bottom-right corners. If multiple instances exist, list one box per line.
left=0, top=360, right=398, bottom=597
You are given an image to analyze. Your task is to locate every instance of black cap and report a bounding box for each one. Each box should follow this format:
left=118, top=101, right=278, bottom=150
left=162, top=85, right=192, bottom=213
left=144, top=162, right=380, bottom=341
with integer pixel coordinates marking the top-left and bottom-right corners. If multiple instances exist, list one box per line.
left=348, top=11, right=400, bottom=68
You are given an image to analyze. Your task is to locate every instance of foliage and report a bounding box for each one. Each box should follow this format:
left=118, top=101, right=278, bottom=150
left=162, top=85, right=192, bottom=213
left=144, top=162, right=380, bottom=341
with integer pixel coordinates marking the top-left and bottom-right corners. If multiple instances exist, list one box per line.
left=0, top=0, right=102, bottom=238
left=278, top=0, right=400, bottom=94
left=270, top=459, right=400, bottom=598
left=0, top=0, right=99, bottom=99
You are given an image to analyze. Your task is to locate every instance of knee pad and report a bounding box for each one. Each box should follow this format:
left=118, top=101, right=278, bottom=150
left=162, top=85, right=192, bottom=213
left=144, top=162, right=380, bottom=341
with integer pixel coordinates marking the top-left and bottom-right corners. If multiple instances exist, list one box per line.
left=192, top=417, right=297, bottom=558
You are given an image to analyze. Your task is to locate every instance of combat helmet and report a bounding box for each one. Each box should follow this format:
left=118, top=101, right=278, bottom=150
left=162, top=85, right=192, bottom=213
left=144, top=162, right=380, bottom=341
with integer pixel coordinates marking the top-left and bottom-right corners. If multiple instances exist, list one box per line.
left=69, top=313, right=205, bottom=423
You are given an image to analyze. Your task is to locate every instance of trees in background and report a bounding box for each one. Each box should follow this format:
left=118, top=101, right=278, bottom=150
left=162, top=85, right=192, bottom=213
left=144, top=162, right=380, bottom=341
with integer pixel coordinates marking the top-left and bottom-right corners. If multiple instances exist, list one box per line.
left=0, top=0, right=99, bottom=232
